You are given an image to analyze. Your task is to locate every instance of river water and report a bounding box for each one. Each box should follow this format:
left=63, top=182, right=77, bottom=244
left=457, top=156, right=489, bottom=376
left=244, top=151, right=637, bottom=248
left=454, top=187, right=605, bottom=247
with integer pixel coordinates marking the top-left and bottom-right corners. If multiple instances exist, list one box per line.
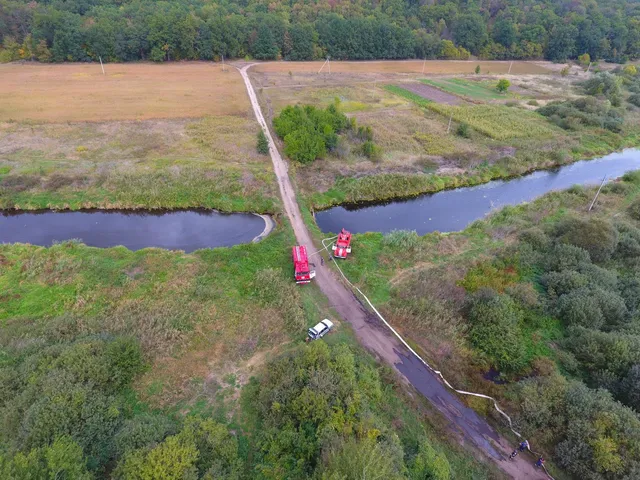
left=0, top=209, right=267, bottom=252
left=316, top=149, right=640, bottom=235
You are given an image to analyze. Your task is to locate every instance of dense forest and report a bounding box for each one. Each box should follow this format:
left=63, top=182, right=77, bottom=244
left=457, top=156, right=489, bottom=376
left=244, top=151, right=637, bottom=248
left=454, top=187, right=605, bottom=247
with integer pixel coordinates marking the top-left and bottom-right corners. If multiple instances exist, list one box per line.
left=1, top=0, right=640, bottom=64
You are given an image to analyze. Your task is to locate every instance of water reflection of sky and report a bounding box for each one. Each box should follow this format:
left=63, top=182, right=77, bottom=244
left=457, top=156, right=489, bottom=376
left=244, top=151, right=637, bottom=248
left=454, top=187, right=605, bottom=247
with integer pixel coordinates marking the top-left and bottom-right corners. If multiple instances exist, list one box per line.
left=0, top=210, right=265, bottom=252
left=316, top=149, right=640, bottom=235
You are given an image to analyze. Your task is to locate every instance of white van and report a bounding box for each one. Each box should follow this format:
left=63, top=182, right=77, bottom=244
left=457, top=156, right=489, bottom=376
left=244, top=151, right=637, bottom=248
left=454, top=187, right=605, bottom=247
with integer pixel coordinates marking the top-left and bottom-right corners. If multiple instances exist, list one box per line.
left=308, top=319, right=334, bottom=340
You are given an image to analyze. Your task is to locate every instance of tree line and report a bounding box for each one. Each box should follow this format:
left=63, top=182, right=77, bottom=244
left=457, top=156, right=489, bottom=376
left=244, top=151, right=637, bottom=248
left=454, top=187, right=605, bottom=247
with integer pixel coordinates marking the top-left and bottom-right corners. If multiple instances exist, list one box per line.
left=1, top=0, right=640, bottom=63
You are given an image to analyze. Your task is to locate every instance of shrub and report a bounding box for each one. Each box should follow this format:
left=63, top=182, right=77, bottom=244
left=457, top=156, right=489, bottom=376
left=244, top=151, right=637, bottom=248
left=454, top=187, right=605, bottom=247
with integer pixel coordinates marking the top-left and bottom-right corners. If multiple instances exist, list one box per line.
left=554, top=217, right=619, bottom=263
left=475, top=65, right=480, bottom=74
left=622, top=170, right=640, bottom=185
left=538, top=97, right=624, bottom=132
left=407, top=439, right=451, bottom=480
left=628, top=198, right=640, bottom=221
left=519, top=227, right=551, bottom=251
left=456, top=122, right=470, bottom=138
left=564, top=327, right=640, bottom=377
left=620, top=364, right=640, bottom=411
left=543, top=243, right=591, bottom=272
left=496, top=79, right=510, bottom=93
left=560, top=66, right=569, bottom=77
left=591, top=288, right=629, bottom=327
left=466, top=290, right=527, bottom=372
left=113, top=414, right=176, bottom=460
left=623, top=65, right=637, bottom=76
left=359, top=140, right=382, bottom=160
left=615, top=232, right=640, bottom=258
left=527, top=99, right=539, bottom=106
left=578, top=53, right=591, bottom=66
left=257, top=130, right=269, bottom=154
left=541, top=270, right=588, bottom=298
left=273, top=103, right=349, bottom=164
left=629, top=94, right=640, bottom=107
left=557, top=288, right=605, bottom=329
left=284, top=129, right=326, bottom=163
left=582, top=72, right=622, bottom=100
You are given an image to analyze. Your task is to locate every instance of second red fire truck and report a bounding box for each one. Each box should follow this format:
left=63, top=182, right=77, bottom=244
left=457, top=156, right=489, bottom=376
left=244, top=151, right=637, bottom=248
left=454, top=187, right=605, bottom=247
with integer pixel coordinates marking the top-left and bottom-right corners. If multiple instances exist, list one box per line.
left=292, top=245, right=315, bottom=284
left=332, top=228, right=352, bottom=259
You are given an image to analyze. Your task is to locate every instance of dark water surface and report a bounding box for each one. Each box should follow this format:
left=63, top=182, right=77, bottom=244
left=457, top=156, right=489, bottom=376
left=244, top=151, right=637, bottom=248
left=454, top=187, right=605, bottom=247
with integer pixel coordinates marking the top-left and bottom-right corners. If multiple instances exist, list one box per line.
left=0, top=209, right=266, bottom=252
left=316, top=149, right=640, bottom=235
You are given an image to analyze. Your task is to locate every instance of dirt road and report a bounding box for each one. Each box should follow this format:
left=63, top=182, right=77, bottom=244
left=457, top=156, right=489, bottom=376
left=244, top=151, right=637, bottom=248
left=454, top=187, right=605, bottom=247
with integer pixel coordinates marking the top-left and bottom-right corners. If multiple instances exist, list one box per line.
left=239, top=63, right=548, bottom=479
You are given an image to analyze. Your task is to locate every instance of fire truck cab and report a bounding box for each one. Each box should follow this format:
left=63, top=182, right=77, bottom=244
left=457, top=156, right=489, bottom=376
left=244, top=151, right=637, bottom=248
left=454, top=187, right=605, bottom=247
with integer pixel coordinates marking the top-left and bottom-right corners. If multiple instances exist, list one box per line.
left=332, top=228, right=352, bottom=259
left=292, top=245, right=315, bottom=284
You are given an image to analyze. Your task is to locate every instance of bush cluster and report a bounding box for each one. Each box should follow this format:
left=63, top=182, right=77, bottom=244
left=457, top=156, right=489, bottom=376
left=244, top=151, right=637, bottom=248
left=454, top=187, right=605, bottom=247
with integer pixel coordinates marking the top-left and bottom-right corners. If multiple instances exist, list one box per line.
left=538, top=96, right=624, bottom=132
left=245, top=341, right=452, bottom=479
left=273, top=101, right=380, bottom=163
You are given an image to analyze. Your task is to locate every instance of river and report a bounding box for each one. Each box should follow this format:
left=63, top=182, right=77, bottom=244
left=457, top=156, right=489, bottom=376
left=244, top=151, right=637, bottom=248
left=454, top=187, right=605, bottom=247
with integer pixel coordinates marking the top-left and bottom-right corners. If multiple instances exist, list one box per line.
left=0, top=209, right=268, bottom=252
left=316, top=149, right=640, bottom=235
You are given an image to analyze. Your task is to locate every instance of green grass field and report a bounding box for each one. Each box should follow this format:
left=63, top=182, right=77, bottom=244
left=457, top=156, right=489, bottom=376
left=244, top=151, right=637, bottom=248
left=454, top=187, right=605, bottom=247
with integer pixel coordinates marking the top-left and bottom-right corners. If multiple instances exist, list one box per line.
left=421, top=78, right=514, bottom=101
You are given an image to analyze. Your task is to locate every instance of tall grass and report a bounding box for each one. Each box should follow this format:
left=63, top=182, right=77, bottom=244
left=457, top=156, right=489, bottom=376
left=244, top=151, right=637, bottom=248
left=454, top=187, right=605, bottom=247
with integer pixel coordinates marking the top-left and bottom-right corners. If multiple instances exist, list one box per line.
left=426, top=104, right=554, bottom=140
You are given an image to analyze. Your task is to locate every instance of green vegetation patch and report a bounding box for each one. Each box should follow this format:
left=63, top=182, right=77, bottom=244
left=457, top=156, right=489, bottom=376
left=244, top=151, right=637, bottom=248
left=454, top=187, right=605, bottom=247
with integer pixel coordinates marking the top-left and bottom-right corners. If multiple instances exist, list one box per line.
left=421, top=78, right=510, bottom=101
left=383, top=85, right=433, bottom=107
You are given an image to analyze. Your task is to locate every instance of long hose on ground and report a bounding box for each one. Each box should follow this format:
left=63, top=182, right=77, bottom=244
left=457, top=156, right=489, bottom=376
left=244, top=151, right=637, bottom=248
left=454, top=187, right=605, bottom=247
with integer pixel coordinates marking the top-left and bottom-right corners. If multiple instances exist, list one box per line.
left=314, top=235, right=555, bottom=480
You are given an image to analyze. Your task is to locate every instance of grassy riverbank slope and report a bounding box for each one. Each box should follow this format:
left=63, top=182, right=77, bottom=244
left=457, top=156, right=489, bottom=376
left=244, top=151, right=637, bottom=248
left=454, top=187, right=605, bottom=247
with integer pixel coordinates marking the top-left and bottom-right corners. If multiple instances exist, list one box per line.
left=0, top=63, right=279, bottom=213
left=251, top=62, right=640, bottom=210
left=0, top=224, right=497, bottom=479
left=322, top=174, right=640, bottom=478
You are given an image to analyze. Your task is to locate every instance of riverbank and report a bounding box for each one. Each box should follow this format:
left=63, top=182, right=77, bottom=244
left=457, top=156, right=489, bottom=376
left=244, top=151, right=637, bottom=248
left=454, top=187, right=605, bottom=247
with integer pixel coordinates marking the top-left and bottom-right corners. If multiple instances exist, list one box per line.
left=315, top=148, right=640, bottom=235
left=307, top=134, right=640, bottom=211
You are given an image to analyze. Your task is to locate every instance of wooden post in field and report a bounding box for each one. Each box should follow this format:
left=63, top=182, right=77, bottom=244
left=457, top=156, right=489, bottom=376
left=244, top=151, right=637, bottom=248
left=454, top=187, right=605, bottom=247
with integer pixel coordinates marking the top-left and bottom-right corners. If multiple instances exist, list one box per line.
left=318, top=57, right=329, bottom=74
left=508, top=61, right=513, bottom=74
left=99, top=56, right=105, bottom=75
left=589, top=176, right=607, bottom=211
left=587, top=62, right=593, bottom=73
left=446, top=113, right=453, bottom=134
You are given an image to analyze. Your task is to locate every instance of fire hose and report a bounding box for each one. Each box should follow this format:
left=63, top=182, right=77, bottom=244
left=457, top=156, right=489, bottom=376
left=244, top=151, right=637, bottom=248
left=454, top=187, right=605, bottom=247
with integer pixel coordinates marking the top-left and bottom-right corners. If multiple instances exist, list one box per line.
left=316, top=235, right=555, bottom=480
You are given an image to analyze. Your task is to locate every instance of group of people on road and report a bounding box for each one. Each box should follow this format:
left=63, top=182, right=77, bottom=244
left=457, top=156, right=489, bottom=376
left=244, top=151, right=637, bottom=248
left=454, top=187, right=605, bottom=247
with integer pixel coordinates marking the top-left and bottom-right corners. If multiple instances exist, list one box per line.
left=509, top=440, right=546, bottom=470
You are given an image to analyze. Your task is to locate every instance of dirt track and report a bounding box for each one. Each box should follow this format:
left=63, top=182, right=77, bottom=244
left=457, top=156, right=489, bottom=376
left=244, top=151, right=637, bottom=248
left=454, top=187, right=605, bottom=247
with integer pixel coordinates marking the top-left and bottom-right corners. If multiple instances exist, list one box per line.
left=239, top=63, right=549, bottom=479
left=400, top=82, right=463, bottom=105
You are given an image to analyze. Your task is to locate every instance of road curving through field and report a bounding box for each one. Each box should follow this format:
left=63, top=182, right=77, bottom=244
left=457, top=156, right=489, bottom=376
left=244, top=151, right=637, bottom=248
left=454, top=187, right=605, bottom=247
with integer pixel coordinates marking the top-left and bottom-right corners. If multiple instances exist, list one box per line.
left=238, top=62, right=549, bottom=479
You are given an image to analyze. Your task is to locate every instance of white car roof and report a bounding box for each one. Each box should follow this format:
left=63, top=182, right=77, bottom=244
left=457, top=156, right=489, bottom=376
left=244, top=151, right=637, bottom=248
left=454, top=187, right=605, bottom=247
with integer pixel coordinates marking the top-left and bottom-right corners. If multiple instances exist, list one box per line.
left=310, top=319, right=333, bottom=333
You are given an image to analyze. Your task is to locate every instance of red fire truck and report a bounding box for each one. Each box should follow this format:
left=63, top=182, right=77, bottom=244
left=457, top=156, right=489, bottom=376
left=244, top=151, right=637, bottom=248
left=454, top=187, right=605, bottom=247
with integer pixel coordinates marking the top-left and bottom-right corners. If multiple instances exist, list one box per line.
left=292, top=245, right=315, bottom=284
left=332, top=228, right=352, bottom=259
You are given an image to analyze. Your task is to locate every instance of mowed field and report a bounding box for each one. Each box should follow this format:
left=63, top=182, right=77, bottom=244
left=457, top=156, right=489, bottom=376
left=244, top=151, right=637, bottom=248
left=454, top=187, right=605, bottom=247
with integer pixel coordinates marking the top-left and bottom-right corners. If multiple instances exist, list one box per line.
left=0, top=62, right=280, bottom=212
left=0, top=62, right=248, bottom=122
left=253, top=60, right=551, bottom=75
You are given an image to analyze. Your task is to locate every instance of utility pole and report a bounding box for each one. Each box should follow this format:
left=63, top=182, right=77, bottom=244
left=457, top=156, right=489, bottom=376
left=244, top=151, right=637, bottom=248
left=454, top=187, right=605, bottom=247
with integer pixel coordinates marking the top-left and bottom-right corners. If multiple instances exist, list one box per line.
left=589, top=176, right=607, bottom=211
left=318, top=56, right=331, bottom=74
left=99, top=56, right=105, bottom=75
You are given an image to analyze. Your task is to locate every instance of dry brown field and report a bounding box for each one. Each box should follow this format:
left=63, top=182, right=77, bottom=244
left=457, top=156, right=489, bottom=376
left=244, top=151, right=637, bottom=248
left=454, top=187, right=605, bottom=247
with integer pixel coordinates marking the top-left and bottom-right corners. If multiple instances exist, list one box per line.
left=252, top=60, right=551, bottom=75
left=0, top=62, right=248, bottom=122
